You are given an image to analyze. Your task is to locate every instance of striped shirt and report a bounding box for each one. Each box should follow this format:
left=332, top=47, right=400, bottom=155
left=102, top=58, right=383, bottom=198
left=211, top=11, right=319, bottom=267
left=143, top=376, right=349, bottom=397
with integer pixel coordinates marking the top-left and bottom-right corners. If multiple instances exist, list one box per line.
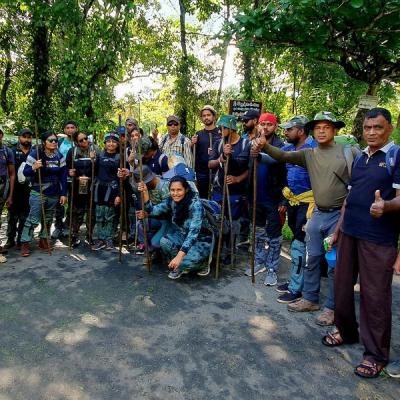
left=159, top=133, right=193, bottom=168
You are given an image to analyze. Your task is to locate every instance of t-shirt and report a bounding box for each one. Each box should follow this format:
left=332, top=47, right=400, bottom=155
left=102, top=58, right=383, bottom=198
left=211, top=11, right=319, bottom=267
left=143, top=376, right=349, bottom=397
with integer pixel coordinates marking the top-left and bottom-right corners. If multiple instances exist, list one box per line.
left=264, top=142, right=353, bottom=208
left=194, top=128, right=221, bottom=176
left=143, top=149, right=169, bottom=175
left=210, top=137, right=250, bottom=196
left=0, top=145, right=15, bottom=177
left=342, top=142, right=400, bottom=247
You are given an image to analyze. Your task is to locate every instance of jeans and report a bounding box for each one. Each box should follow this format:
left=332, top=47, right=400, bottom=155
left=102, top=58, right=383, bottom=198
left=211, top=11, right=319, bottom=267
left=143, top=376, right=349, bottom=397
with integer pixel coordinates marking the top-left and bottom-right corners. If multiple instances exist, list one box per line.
left=303, top=208, right=340, bottom=309
left=287, top=203, right=308, bottom=294
left=21, top=193, right=59, bottom=243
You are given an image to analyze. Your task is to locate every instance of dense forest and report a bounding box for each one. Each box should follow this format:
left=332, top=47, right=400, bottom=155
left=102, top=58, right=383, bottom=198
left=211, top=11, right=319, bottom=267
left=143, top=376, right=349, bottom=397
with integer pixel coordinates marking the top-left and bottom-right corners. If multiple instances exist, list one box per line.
left=0, top=0, right=399, bottom=140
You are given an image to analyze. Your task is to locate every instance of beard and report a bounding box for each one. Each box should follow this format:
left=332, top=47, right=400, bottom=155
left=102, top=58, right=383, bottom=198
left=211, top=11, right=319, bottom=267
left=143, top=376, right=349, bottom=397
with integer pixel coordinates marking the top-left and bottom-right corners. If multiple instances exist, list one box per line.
left=20, top=141, right=31, bottom=148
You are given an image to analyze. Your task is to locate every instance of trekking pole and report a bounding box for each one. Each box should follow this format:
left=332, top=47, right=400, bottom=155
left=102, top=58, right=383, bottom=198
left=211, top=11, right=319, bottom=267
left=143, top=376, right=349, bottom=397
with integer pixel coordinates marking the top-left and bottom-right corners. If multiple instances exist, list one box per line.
left=123, top=131, right=130, bottom=252
left=118, top=115, right=125, bottom=263
left=215, top=128, right=231, bottom=279
left=34, top=121, right=51, bottom=255
left=137, top=136, right=151, bottom=271
left=88, top=142, right=95, bottom=248
left=68, top=143, right=75, bottom=252
left=250, top=155, right=257, bottom=284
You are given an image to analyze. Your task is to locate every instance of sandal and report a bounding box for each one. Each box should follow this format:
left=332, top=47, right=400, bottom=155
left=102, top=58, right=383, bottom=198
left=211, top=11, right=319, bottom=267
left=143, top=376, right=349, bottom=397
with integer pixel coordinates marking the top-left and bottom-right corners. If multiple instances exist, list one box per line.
left=354, top=360, right=384, bottom=379
left=322, top=330, right=344, bottom=347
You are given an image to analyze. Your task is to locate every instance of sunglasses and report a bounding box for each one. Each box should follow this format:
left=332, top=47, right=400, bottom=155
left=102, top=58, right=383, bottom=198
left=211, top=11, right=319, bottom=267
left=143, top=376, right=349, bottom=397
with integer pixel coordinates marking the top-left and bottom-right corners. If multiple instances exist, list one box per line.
left=46, top=138, right=57, bottom=143
left=167, top=122, right=179, bottom=126
left=78, top=137, right=88, bottom=143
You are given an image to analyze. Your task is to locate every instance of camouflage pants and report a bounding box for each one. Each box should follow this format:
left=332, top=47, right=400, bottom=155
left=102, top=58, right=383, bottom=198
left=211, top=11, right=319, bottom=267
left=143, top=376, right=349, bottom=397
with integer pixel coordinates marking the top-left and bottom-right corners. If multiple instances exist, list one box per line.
left=160, top=230, right=212, bottom=272
left=94, top=205, right=116, bottom=241
left=20, top=193, right=58, bottom=243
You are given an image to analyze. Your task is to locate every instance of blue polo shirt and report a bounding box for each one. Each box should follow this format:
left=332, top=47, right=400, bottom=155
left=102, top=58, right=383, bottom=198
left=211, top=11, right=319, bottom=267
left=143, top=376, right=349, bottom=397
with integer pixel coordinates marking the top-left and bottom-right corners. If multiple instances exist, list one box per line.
left=342, top=141, right=400, bottom=247
left=282, top=136, right=316, bottom=195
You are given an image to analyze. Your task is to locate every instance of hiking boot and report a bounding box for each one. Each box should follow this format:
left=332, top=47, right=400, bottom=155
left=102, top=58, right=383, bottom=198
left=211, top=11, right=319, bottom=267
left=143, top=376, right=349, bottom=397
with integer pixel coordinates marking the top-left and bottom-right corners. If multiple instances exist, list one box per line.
left=244, top=264, right=266, bottom=277
left=287, top=298, right=320, bottom=312
left=385, top=360, right=400, bottom=378
left=38, top=238, right=51, bottom=251
left=168, top=269, right=183, bottom=280
left=276, top=282, right=290, bottom=293
left=315, top=308, right=335, bottom=326
left=105, top=240, right=114, bottom=251
left=20, top=243, right=30, bottom=257
left=277, top=291, right=302, bottom=304
left=264, top=269, right=278, bottom=286
left=3, top=240, right=16, bottom=250
left=92, top=240, right=105, bottom=251
left=197, top=264, right=210, bottom=277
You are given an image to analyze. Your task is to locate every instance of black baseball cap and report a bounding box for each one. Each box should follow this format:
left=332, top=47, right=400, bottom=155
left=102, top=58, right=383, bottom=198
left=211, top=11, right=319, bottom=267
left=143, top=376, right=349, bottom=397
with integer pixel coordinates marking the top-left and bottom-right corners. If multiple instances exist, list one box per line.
left=239, top=109, right=260, bottom=122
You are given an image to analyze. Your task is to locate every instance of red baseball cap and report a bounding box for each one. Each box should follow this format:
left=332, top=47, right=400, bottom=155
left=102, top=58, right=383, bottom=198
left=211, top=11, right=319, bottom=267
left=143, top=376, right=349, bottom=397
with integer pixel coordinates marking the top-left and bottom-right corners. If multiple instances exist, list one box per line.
left=259, top=113, right=277, bottom=124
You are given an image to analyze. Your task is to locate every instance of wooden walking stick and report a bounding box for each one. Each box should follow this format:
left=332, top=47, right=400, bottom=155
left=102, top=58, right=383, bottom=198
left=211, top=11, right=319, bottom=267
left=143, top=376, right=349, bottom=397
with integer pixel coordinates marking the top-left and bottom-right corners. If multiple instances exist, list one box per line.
left=118, top=115, right=125, bottom=263
left=207, top=131, right=213, bottom=200
left=88, top=141, right=95, bottom=248
left=68, top=143, right=75, bottom=252
left=250, top=156, right=257, bottom=284
left=215, top=126, right=232, bottom=279
left=137, top=136, right=151, bottom=270
left=34, top=121, right=51, bottom=255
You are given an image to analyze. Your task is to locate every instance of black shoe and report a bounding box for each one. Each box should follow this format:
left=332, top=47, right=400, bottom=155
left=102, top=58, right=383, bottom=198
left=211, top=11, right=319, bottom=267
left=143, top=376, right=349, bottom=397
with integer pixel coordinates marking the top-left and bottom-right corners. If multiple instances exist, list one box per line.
left=277, top=291, right=302, bottom=304
left=71, top=237, right=81, bottom=248
left=276, top=282, right=290, bottom=293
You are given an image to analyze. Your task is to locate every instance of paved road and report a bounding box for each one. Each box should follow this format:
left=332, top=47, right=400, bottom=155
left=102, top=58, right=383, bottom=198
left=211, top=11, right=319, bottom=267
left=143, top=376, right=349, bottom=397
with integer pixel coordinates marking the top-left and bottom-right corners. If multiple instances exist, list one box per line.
left=0, top=241, right=399, bottom=400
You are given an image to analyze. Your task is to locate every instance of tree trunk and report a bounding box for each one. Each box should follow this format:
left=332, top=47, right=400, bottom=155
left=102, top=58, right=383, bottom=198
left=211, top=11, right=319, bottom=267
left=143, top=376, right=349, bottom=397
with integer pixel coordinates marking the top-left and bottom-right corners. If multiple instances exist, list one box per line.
left=0, top=41, right=12, bottom=116
left=176, top=0, right=189, bottom=136
left=31, top=9, right=51, bottom=131
left=350, top=83, right=378, bottom=142
left=241, top=50, right=253, bottom=99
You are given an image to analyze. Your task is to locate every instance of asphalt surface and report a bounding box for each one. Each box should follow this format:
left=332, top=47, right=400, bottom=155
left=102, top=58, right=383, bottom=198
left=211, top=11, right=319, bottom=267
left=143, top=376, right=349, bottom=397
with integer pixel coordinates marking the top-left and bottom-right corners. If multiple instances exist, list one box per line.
left=0, top=238, right=399, bottom=400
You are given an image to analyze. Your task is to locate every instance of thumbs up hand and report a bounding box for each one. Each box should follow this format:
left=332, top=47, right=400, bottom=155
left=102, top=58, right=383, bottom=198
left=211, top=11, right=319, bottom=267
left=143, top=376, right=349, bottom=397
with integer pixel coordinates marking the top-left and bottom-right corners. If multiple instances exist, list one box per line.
left=370, top=190, right=385, bottom=218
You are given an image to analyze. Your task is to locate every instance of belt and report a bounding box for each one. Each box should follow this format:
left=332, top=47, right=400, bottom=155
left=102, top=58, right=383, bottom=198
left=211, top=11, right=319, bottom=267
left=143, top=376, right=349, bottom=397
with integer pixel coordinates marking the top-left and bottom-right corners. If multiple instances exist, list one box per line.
left=316, top=206, right=341, bottom=213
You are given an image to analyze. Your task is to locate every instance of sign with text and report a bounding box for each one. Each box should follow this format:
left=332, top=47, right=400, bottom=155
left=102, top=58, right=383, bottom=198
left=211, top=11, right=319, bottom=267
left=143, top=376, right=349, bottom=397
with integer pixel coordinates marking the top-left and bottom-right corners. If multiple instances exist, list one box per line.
left=358, top=95, right=378, bottom=110
left=229, top=100, right=263, bottom=118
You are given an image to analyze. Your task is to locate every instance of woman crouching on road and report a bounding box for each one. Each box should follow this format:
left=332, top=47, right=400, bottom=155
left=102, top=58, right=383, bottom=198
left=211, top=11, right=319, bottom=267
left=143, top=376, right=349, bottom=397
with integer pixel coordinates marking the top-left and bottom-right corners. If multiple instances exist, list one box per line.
left=20, top=131, right=68, bottom=256
left=136, top=176, right=211, bottom=279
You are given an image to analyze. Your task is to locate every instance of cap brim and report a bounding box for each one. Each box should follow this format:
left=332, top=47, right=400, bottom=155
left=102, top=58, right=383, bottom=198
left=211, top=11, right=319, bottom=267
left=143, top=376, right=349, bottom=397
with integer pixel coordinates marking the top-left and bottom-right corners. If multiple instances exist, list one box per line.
left=278, top=122, right=294, bottom=129
left=305, top=120, right=346, bottom=131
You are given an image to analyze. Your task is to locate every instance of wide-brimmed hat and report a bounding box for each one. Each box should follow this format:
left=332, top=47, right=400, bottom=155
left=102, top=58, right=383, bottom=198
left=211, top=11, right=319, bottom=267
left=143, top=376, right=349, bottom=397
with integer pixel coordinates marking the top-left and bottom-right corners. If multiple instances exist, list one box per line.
left=200, top=105, right=217, bottom=116
left=305, top=111, right=345, bottom=131
left=279, top=115, right=309, bottom=129
left=217, top=115, right=237, bottom=131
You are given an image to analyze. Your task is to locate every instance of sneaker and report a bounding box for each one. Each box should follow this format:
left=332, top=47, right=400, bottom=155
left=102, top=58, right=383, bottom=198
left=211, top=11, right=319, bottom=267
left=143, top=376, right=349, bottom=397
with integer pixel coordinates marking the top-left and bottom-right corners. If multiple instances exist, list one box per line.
left=277, top=291, right=302, bottom=304
left=276, top=282, right=290, bottom=293
left=264, top=269, right=278, bottom=286
left=38, top=238, right=51, bottom=251
left=244, top=264, right=266, bottom=276
left=105, top=240, right=114, bottom=251
left=287, top=298, right=320, bottom=312
left=315, top=308, right=335, bottom=326
left=385, top=360, right=400, bottom=378
left=197, top=264, right=210, bottom=277
left=168, top=270, right=183, bottom=280
left=136, top=244, right=145, bottom=255
left=92, top=240, right=105, bottom=251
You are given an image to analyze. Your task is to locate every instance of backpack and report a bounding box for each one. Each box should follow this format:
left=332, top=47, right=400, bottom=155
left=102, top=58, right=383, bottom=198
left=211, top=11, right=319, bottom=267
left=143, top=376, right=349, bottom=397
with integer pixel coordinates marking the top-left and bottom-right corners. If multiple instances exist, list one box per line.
left=352, top=144, right=400, bottom=176
left=343, top=144, right=361, bottom=177
left=200, top=199, right=221, bottom=235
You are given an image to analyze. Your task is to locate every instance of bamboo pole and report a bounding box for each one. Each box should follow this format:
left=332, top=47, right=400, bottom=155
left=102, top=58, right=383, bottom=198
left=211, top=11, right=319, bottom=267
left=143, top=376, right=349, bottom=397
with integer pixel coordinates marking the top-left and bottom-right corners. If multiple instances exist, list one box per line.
left=68, top=142, right=75, bottom=252
left=118, top=115, right=125, bottom=263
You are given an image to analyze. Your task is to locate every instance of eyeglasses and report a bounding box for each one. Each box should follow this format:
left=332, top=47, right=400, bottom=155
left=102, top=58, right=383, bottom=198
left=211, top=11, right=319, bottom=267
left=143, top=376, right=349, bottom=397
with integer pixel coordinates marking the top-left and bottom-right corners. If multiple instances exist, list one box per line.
left=46, top=138, right=57, bottom=143
left=167, top=122, right=179, bottom=126
left=78, top=137, right=88, bottom=143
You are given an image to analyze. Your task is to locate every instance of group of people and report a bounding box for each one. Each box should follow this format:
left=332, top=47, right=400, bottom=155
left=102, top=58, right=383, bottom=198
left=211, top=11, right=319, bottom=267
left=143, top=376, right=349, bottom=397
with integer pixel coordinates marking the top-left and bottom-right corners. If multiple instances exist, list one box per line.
left=0, top=104, right=399, bottom=379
